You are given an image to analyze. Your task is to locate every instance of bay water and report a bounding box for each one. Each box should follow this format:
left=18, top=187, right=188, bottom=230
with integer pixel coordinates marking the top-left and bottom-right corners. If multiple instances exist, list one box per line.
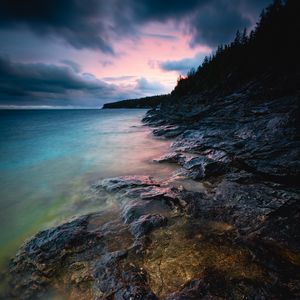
left=0, top=109, right=174, bottom=268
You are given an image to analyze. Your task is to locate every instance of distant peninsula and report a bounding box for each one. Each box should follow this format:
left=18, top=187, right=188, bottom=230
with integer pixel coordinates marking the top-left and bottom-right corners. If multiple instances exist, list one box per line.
left=102, top=94, right=169, bottom=109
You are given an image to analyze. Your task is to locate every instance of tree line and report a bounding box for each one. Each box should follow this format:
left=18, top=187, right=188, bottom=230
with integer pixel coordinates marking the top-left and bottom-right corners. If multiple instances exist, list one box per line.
left=173, top=0, right=300, bottom=96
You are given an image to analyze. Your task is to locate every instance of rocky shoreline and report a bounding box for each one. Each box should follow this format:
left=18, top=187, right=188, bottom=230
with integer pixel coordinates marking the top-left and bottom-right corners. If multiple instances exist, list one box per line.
left=3, top=79, right=300, bottom=299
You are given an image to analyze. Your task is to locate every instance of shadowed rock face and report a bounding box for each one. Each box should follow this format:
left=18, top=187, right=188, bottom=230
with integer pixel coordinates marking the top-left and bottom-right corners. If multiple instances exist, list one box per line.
left=143, top=79, right=300, bottom=298
left=4, top=78, right=300, bottom=299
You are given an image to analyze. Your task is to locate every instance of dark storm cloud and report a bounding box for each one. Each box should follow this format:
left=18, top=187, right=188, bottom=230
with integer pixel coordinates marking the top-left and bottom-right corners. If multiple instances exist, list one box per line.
left=0, top=0, right=272, bottom=51
left=0, top=0, right=114, bottom=53
left=129, top=0, right=271, bottom=47
left=0, top=56, right=168, bottom=107
left=0, top=55, right=115, bottom=105
left=189, top=1, right=251, bottom=47
left=128, top=0, right=205, bottom=22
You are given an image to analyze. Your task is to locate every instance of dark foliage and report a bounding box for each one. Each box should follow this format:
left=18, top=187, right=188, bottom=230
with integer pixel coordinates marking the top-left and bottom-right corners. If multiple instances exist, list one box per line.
left=102, top=94, right=169, bottom=109
left=103, top=0, right=299, bottom=109
left=173, top=0, right=300, bottom=96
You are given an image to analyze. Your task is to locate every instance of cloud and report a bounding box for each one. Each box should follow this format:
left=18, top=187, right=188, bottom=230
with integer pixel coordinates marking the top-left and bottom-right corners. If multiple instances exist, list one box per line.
left=187, top=0, right=271, bottom=47
left=0, top=56, right=169, bottom=107
left=0, top=0, right=272, bottom=52
left=0, top=55, right=116, bottom=106
left=127, top=0, right=205, bottom=22
left=102, top=75, right=138, bottom=82
left=135, top=77, right=166, bottom=95
left=128, top=0, right=271, bottom=47
left=159, top=52, right=207, bottom=74
left=100, top=60, right=114, bottom=67
left=0, top=0, right=114, bottom=53
left=60, top=59, right=81, bottom=73
left=189, top=1, right=251, bottom=47
left=141, top=33, right=177, bottom=40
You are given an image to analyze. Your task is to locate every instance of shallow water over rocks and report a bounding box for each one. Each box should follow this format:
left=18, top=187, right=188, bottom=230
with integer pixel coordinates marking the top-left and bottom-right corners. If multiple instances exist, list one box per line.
left=4, top=174, right=300, bottom=299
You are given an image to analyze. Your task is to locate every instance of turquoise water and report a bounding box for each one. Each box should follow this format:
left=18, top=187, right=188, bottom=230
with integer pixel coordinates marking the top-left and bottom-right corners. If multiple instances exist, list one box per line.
left=0, top=109, right=173, bottom=267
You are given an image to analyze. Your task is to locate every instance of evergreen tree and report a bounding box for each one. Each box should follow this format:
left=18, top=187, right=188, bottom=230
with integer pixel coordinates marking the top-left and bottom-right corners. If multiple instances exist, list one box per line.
left=172, top=0, right=300, bottom=97
left=234, top=30, right=241, bottom=45
left=242, top=28, right=248, bottom=44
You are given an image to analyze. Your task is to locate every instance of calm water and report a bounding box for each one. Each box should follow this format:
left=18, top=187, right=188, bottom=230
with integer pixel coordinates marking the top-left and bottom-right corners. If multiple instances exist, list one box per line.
left=0, top=109, right=174, bottom=267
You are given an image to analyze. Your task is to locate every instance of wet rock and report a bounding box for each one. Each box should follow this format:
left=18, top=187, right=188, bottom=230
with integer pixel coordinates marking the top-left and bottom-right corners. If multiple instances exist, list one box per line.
left=101, top=176, right=188, bottom=214
left=153, top=125, right=185, bottom=138
left=7, top=211, right=136, bottom=300
left=146, top=92, right=299, bottom=185
left=92, top=250, right=156, bottom=300
left=208, top=179, right=299, bottom=233
left=153, top=152, right=184, bottom=164
left=117, top=185, right=186, bottom=226
left=250, top=199, right=300, bottom=253
left=129, top=214, right=168, bottom=238
left=10, top=215, right=100, bottom=274
left=163, top=279, right=211, bottom=300
left=121, top=199, right=170, bottom=224
left=8, top=215, right=104, bottom=299
left=140, top=186, right=180, bottom=200
left=183, top=156, right=229, bottom=179
left=101, top=176, right=159, bottom=192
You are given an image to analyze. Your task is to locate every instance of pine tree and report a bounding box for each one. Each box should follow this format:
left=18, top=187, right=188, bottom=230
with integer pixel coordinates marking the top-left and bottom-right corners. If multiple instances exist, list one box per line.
left=172, top=0, right=299, bottom=97
left=202, top=56, right=209, bottom=66
left=234, top=30, right=241, bottom=45
left=242, top=28, right=248, bottom=44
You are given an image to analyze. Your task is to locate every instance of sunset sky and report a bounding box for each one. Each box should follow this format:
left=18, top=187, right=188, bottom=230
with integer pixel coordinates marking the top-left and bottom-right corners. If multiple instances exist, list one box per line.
left=0, top=0, right=271, bottom=108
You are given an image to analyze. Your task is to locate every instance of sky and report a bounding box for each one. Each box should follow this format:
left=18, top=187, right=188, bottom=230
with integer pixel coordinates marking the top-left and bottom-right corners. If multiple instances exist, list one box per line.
left=0, top=0, right=271, bottom=108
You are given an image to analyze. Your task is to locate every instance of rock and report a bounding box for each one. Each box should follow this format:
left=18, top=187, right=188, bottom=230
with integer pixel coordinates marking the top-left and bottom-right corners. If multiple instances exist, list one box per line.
left=182, top=156, right=229, bottom=180
left=163, top=278, right=225, bottom=300
left=163, top=279, right=209, bottom=300
left=153, top=152, right=184, bottom=164
left=101, top=176, right=159, bottom=193
left=8, top=215, right=104, bottom=299
left=145, top=92, right=299, bottom=185
left=129, top=214, right=168, bottom=238
left=153, top=125, right=185, bottom=138
left=200, top=179, right=299, bottom=233
left=7, top=212, right=135, bottom=300
left=11, top=215, right=100, bottom=274
left=250, top=199, right=300, bottom=253
left=120, top=199, right=170, bottom=224
left=92, top=249, right=156, bottom=299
